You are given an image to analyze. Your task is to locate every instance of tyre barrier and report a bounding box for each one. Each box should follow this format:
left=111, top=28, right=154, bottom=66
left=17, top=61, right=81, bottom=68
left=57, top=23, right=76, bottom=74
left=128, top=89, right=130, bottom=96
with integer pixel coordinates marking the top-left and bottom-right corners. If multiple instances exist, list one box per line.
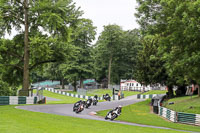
left=0, top=96, right=38, bottom=105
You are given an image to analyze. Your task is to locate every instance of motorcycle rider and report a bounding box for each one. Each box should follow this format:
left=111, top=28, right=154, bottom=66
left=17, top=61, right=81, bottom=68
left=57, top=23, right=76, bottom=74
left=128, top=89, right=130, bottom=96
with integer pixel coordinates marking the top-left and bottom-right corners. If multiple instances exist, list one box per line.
left=103, top=93, right=111, bottom=101
left=85, top=98, right=93, bottom=108
left=93, top=95, right=98, bottom=105
left=73, top=100, right=83, bottom=112
left=105, top=105, right=122, bottom=120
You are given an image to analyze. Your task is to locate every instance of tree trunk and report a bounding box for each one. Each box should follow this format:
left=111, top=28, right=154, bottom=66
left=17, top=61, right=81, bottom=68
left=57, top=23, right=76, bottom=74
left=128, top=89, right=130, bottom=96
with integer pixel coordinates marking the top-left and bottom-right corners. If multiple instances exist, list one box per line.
left=108, top=55, right=112, bottom=87
left=80, top=76, right=83, bottom=89
left=21, top=0, right=29, bottom=96
left=198, top=85, right=200, bottom=97
left=73, top=77, right=77, bottom=92
left=61, top=78, right=64, bottom=89
left=167, top=86, right=174, bottom=98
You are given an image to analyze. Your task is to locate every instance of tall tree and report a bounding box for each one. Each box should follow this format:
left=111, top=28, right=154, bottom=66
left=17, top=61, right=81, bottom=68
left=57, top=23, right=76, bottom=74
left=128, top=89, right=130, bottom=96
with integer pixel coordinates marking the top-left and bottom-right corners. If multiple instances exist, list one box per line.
left=135, top=0, right=200, bottom=96
left=0, top=0, right=82, bottom=95
left=58, top=19, right=96, bottom=91
left=94, top=25, right=124, bottom=86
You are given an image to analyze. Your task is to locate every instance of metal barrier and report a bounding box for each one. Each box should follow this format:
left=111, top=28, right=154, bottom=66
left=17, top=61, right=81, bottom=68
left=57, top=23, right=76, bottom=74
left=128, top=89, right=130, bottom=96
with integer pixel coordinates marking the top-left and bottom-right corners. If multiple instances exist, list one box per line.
left=159, top=106, right=176, bottom=122
left=137, top=94, right=200, bottom=126
left=45, top=88, right=104, bottom=100
left=137, top=94, right=158, bottom=99
left=158, top=106, right=200, bottom=126
left=0, top=96, right=38, bottom=105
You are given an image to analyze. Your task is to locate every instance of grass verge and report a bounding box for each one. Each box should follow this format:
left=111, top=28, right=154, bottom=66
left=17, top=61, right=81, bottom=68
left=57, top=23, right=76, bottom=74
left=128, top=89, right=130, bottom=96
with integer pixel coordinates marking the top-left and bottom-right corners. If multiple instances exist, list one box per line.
left=164, top=95, right=200, bottom=114
left=86, top=89, right=140, bottom=97
left=97, top=100, right=200, bottom=132
left=142, top=90, right=167, bottom=95
left=43, top=90, right=81, bottom=104
left=0, top=105, right=188, bottom=133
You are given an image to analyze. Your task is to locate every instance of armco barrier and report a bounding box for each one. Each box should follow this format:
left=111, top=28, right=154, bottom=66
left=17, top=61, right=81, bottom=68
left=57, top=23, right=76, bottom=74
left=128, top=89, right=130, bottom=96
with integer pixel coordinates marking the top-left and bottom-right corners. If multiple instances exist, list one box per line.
left=158, top=106, right=200, bottom=126
left=137, top=94, right=200, bottom=126
left=137, top=94, right=158, bottom=99
left=159, top=106, right=176, bottom=122
left=177, top=112, right=196, bottom=125
left=0, top=96, right=38, bottom=105
left=45, top=88, right=104, bottom=100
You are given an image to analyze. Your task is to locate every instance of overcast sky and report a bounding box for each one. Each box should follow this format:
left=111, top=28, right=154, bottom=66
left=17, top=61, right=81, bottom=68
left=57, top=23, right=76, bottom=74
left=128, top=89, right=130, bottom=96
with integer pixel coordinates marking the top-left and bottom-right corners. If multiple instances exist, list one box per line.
left=5, top=0, right=139, bottom=41
left=73, top=0, right=139, bottom=41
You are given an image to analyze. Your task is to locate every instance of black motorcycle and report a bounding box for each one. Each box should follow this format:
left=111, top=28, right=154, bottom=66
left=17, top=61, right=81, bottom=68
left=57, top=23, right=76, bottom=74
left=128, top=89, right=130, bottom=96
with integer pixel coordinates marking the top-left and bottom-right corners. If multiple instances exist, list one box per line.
left=105, top=106, right=122, bottom=121
left=73, top=101, right=84, bottom=113
left=103, top=93, right=111, bottom=101
left=85, top=98, right=93, bottom=108
left=93, top=95, right=98, bottom=106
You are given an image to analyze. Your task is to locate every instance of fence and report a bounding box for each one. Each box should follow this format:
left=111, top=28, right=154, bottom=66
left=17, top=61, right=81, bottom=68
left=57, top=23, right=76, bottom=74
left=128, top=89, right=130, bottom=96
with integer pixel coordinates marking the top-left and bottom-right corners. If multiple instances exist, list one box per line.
left=45, top=88, right=104, bottom=100
left=44, top=87, right=121, bottom=101
left=159, top=106, right=200, bottom=126
left=137, top=94, right=200, bottom=126
left=158, top=106, right=176, bottom=122
left=108, top=84, right=120, bottom=90
left=0, top=96, right=38, bottom=105
left=137, top=94, right=159, bottom=99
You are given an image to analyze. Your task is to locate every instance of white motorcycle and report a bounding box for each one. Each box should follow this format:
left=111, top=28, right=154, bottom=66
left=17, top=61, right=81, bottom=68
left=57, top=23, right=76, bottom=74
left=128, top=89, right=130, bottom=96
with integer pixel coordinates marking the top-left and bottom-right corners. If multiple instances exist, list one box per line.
left=105, top=106, right=122, bottom=121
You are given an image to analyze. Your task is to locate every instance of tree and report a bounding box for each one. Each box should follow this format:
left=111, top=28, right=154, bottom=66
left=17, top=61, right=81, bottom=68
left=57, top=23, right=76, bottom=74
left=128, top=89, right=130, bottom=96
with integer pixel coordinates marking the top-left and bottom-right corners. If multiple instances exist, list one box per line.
left=56, top=19, right=96, bottom=91
left=118, top=29, right=141, bottom=80
left=94, top=24, right=124, bottom=86
left=0, top=0, right=82, bottom=95
left=135, top=35, right=175, bottom=97
left=135, top=0, right=200, bottom=96
left=94, top=26, right=141, bottom=86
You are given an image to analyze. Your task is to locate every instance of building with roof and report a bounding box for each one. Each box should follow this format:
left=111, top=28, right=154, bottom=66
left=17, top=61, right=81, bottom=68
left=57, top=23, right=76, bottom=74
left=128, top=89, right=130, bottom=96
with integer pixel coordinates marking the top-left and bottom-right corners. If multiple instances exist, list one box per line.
left=120, top=79, right=151, bottom=91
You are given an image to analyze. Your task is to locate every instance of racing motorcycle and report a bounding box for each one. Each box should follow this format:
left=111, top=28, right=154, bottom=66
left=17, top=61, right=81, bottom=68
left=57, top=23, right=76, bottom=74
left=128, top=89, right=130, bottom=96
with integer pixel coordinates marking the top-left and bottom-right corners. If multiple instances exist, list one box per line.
left=103, top=93, right=111, bottom=101
left=73, top=101, right=84, bottom=113
left=105, top=106, right=122, bottom=120
left=85, top=98, right=93, bottom=108
left=93, top=95, right=98, bottom=106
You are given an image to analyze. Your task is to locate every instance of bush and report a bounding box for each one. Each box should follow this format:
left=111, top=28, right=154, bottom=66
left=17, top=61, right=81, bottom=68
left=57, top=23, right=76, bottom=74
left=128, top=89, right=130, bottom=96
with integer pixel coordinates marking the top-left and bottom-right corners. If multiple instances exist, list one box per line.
left=0, top=80, right=17, bottom=96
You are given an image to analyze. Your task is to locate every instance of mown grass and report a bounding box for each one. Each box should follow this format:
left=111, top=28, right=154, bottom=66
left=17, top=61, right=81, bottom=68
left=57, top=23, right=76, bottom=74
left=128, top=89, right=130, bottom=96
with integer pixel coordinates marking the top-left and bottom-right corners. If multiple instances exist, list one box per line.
left=86, top=89, right=140, bottom=97
left=41, top=89, right=139, bottom=104
left=142, top=90, right=167, bottom=95
left=164, top=95, right=200, bottom=114
left=45, top=89, right=140, bottom=98
left=97, top=100, right=200, bottom=132
left=0, top=105, right=188, bottom=133
left=42, top=90, right=81, bottom=104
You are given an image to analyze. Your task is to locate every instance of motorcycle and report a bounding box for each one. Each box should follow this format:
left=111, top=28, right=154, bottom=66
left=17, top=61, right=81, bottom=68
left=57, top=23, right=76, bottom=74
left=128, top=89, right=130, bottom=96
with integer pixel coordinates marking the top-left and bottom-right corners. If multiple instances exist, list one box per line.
left=93, top=95, right=98, bottom=106
left=85, top=98, right=93, bottom=108
left=105, top=106, right=122, bottom=121
left=103, top=94, right=111, bottom=101
left=73, top=101, right=84, bottom=113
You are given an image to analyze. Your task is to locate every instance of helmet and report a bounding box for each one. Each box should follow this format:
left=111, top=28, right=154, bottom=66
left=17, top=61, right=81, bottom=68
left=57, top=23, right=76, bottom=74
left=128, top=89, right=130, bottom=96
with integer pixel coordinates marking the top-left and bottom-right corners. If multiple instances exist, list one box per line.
left=118, top=105, right=122, bottom=108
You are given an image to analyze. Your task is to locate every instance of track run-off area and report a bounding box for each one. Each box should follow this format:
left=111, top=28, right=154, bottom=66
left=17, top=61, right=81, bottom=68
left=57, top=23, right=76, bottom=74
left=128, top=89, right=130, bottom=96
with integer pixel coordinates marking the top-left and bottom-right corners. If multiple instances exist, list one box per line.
left=17, top=95, right=199, bottom=133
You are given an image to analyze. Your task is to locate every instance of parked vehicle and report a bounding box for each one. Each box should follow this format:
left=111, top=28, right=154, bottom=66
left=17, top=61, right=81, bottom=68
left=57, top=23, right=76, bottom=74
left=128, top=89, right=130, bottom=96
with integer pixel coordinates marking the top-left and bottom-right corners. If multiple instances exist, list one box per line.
left=105, top=105, right=122, bottom=121
left=103, top=93, right=111, bottom=101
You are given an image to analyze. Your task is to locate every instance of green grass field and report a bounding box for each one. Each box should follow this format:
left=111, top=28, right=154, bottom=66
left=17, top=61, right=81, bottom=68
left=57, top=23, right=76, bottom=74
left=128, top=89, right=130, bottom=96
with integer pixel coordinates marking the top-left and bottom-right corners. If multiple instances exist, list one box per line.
left=164, top=95, right=200, bottom=114
left=97, top=100, right=200, bottom=132
left=142, top=90, right=167, bottom=95
left=41, top=89, right=140, bottom=104
left=65, top=89, right=140, bottom=97
left=86, top=89, right=140, bottom=97
left=42, top=90, right=81, bottom=104
left=0, top=105, right=188, bottom=133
